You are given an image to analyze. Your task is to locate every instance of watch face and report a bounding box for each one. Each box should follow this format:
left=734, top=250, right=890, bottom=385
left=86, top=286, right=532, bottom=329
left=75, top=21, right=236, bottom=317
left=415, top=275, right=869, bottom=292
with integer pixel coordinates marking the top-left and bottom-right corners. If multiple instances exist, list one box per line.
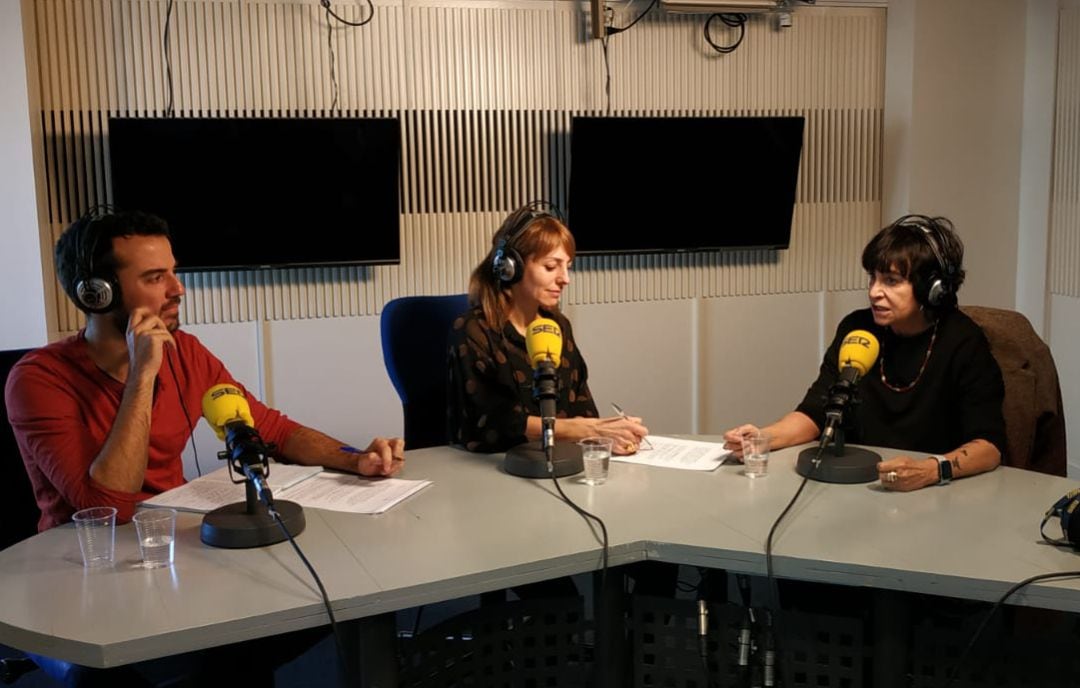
left=938, top=457, right=953, bottom=481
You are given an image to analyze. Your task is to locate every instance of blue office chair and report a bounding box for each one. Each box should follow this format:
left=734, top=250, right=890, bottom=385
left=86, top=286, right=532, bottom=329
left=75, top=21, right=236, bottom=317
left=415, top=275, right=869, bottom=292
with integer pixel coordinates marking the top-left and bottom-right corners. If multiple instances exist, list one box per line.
left=380, top=294, right=469, bottom=449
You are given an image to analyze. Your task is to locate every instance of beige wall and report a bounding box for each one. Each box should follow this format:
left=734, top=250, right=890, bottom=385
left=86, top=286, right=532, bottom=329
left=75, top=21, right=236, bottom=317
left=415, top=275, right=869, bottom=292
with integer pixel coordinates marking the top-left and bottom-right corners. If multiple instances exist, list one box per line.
left=886, top=0, right=1030, bottom=312
left=0, top=0, right=48, bottom=350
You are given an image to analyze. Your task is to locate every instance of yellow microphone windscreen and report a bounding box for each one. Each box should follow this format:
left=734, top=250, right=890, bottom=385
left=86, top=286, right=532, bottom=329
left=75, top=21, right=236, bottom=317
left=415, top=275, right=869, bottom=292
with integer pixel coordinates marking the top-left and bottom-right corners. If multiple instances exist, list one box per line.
left=525, top=317, right=563, bottom=368
left=200, top=383, right=254, bottom=441
left=837, top=330, right=880, bottom=377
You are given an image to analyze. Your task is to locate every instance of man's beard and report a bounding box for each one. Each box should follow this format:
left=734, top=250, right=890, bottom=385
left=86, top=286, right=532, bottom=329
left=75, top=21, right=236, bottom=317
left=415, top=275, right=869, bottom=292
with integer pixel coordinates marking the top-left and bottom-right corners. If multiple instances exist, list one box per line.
left=108, top=306, right=182, bottom=334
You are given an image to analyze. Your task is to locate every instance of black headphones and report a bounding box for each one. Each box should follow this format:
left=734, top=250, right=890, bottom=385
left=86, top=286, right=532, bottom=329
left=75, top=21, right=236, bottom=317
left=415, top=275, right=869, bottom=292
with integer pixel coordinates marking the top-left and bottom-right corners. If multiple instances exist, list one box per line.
left=491, top=201, right=564, bottom=285
left=1042, top=489, right=1080, bottom=550
left=70, top=205, right=122, bottom=314
left=893, top=215, right=959, bottom=308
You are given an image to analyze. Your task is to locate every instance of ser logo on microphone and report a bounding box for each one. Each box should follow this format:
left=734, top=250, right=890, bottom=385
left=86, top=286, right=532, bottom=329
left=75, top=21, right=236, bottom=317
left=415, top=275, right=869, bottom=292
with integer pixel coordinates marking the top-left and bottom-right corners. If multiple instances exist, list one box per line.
left=207, top=385, right=244, bottom=403
left=529, top=322, right=560, bottom=338
left=842, top=333, right=873, bottom=349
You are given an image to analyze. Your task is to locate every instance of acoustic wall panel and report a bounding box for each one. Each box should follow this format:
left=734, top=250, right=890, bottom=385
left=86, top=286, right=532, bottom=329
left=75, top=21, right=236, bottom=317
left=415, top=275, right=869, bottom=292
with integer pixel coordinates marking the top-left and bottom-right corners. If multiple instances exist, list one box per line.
left=27, top=0, right=885, bottom=332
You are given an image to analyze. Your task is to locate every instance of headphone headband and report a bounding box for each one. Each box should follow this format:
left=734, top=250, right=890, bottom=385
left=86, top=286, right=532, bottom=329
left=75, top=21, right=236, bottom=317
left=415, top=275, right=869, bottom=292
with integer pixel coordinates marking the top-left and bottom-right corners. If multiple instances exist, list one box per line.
left=893, top=214, right=957, bottom=308
left=492, top=201, right=564, bottom=285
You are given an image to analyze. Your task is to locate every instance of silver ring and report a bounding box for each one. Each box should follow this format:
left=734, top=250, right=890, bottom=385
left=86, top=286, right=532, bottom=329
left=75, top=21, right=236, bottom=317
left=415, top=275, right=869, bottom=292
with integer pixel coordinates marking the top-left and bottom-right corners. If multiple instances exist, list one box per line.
left=885, top=470, right=898, bottom=483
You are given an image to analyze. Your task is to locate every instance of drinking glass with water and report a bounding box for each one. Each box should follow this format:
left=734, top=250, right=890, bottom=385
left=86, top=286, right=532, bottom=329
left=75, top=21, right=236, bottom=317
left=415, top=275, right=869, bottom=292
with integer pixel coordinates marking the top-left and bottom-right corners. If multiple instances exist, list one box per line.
left=743, top=433, right=770, bottom=478
left=133, top=509, right=177, bottom=568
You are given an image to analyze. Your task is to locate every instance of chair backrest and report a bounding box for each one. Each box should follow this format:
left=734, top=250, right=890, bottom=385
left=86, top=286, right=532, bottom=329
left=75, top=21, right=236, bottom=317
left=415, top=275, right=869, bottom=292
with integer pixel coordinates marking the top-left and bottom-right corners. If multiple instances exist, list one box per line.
left=961, top=306, right=1067, bottom=476
left=1, top=348, right=42, bottom=549
left=381, top=294, right=469, bottom=449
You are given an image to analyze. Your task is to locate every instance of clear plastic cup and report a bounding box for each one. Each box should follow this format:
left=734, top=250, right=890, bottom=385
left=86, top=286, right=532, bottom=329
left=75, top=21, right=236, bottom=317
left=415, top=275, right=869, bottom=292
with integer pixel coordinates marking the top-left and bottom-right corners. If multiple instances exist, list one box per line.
left=133, top=509, right=177, bottom=568
left=72, top=506, right=117, bottom=568
left=743, top=433, right=770, bottom=479
left=578, top=437, right=613, bottom=485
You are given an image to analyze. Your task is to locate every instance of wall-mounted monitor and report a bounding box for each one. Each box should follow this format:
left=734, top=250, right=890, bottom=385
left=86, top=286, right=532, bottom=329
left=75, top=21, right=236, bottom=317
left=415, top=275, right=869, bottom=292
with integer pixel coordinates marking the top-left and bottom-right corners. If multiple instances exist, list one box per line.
left=108, top=116, right=401, bottom=271
left=567, top=116, right=805, bottom=254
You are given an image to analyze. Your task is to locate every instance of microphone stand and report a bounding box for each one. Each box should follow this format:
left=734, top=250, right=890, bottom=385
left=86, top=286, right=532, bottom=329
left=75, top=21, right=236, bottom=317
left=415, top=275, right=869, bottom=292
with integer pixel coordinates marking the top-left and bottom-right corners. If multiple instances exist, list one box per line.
left=201, top=422, right=307, bottom=548
left=795, top=375, right=881, bottom=483
left=503, top=359, right=584, bottom=478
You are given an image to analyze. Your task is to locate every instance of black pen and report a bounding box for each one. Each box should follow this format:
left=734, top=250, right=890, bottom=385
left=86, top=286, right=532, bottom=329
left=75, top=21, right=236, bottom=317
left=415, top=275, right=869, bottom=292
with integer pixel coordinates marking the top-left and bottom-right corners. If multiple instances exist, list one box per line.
left=610, top=403, right=654, bottom=450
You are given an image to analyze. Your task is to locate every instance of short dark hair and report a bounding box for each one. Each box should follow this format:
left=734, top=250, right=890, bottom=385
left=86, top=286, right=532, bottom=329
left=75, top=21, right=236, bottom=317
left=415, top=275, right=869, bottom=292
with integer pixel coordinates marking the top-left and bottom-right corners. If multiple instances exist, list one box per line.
left=861, top=215, right=965, bottom=311
left=55, top=209, right=171, bottom=308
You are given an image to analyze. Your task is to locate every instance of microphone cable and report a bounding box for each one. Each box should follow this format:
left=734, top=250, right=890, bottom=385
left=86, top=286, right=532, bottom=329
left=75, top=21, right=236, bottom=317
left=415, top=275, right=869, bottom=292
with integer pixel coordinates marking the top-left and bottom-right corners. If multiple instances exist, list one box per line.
left=547, top=463, right=610, bottom=589
left=166, top=349, right=202, bottom=477
left=762, top=443, right=825, bottom=688
left=941, top=569, right=1080, bottom=688
left=543, top=442, right=611, bottom=663
left=270, top=508, right=353, bottom=687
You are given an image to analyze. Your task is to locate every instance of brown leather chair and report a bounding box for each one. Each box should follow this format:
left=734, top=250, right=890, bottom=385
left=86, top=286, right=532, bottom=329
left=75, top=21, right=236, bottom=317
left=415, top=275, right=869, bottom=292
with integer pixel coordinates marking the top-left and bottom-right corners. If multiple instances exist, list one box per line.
left=962, top=306, right=1067, bottom=476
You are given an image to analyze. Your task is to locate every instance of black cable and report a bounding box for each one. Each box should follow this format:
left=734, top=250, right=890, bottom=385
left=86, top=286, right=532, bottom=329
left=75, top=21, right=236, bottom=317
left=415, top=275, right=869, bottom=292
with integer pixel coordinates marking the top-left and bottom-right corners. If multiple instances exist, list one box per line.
left=763, top=444, right=824, bottom=687
left=548, top=470, right=609, bottom=589
left=321, top=0, right=374, bottom=27
left=606, top=0, right=659, bottom=36
left=271, top=509, right=352, bottom=686
left=942, top=570, right=1080, bottom=688
left=704, top=13, right=747, bottom=55
left=325, top=11, right=339, bottom=113
left=410, top=605, right=424, bottom=640
left=163, top=0, right=175, bottom=117
left=600, top=27, right=612, bottom=115
left=165, top=350, right=202, bottom=477
left=321, top=0, right=374, bottom=113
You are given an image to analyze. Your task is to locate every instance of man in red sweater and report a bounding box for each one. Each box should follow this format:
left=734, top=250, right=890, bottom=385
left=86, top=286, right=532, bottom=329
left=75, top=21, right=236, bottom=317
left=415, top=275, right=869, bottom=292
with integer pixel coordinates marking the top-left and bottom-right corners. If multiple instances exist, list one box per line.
left=4, top=210, right=405, bottom=685
left=6, top=209, right=404, bottom=531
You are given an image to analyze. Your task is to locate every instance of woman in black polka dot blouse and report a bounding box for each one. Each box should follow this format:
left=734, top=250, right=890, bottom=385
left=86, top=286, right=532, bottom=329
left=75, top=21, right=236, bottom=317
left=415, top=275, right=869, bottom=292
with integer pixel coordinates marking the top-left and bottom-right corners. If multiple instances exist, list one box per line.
left=447, top=205, right=648, bottom=454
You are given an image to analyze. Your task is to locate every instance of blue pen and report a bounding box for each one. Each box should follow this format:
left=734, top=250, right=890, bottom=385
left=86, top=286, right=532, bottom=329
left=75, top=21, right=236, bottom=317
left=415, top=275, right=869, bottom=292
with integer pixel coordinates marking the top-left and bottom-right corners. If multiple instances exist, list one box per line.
left=341, top=445, right=405, bottom=462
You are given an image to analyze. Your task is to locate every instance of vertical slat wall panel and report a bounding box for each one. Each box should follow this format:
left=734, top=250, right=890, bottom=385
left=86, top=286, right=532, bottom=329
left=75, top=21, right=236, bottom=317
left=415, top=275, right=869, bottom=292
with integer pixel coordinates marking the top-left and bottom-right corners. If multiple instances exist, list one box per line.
left=1050, top=6, right=1080, bottom=297
left=30, top=0, right=885, bottom=331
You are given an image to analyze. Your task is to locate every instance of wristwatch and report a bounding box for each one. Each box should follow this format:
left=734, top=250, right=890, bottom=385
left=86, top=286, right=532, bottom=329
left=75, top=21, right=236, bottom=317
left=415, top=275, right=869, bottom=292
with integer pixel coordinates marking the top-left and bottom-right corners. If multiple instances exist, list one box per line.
left=932, top=455, right=953, bottom=485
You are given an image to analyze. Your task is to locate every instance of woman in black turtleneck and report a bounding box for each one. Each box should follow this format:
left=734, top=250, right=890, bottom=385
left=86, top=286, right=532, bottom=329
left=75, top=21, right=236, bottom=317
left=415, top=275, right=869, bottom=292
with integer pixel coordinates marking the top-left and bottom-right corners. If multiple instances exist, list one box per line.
left=723, top=215, right=1005, bottom=492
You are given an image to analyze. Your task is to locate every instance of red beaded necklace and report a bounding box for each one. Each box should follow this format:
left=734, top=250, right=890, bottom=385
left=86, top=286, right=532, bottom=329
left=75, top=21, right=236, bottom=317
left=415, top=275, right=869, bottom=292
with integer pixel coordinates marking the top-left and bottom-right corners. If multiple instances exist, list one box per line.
left=879, top=321, right=939, bottom=393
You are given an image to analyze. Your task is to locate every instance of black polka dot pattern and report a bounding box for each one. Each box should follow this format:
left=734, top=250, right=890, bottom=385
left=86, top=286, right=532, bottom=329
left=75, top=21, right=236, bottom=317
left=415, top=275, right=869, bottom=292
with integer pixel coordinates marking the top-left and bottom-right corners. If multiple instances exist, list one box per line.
left=447, top=306, right=598, bottom=453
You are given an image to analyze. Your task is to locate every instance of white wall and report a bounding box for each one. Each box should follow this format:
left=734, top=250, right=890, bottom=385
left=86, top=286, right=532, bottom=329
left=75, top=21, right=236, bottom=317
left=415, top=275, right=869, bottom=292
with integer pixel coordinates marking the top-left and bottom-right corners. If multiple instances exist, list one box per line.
left=1050, top=295, right=1080, bottom=477
left=885, top=0, right=1074, bottom=475
left=886, top=0, right=1030, bottom=312
left=0, top=0, right=48, bottom=350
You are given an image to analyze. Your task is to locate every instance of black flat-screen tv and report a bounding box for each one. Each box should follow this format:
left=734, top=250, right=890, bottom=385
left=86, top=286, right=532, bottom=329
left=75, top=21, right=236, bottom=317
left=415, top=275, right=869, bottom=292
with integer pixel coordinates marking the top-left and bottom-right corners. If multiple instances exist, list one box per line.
left=108, top=117, right=401, bottom=270
left=567, top=116, right=804, bottom=254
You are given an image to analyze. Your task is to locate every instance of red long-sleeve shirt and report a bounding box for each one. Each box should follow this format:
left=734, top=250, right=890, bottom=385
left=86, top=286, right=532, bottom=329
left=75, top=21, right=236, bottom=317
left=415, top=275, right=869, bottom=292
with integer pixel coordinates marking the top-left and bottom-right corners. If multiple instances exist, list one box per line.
left=5, top=330, right=300, bottom=531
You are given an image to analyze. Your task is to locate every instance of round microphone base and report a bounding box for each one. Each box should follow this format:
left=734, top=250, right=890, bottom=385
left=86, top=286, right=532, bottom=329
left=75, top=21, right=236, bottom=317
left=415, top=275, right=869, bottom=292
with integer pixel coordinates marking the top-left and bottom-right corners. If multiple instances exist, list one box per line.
left=796, top=446, right=882, bottom=484
left=201, top=499, right=306, bottom=549
left=504, top=443, right=584, bottom=479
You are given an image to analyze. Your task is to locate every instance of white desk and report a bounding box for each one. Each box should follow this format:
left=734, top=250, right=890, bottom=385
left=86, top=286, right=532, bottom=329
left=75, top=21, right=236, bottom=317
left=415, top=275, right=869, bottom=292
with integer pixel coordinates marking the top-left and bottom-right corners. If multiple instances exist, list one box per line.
left=1, top=443, right=1078, bottom=669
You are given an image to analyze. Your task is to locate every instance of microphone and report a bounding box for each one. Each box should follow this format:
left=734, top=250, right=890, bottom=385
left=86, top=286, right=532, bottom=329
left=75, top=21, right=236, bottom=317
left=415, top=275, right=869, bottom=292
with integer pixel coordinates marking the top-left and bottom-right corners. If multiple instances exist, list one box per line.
left=201, top=384, right=275, bottom=509
left=503, top=317, right=583, bottom=479
left=796, top=329, right=883, bottom=483
left=524, top=317, right=563, bottom=455
left=198, top=384, right=307, bottom=548
left=818, top=330, right=880, bottom=450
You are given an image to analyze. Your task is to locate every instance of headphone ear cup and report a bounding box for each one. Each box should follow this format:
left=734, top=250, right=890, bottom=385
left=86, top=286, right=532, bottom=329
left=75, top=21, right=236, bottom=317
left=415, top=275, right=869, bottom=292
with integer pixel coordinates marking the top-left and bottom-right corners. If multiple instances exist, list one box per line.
left=494, top=246, right=524, bottom=285
left=76, top=275, right=119, bottom=314
left=924, top=274, right=944, bottom=307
